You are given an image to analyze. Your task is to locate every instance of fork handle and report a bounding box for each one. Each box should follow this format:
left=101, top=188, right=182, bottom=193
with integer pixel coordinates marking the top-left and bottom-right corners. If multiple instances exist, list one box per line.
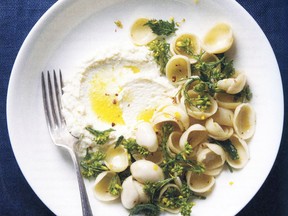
left=69, top=149, right=93, bottom=216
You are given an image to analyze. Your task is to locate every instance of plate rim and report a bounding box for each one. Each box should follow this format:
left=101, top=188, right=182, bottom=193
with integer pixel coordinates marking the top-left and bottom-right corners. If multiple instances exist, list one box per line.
left=6, top=0, right=284, bottom=215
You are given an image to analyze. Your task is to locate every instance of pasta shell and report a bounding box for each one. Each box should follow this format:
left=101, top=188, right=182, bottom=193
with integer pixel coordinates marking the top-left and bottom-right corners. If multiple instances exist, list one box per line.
left=215, top=92, right=242, bottom=110
left=121, top=176, right=140, bottom=209
left=180, top=78, right=218, bottom=120
left=197, top=143, right=226, bottom=175
left=205, top=118, right=233, bottom=141
left=152, top=113, right=183, bottom=132
left=186, top=171, right=215, bottom=193
left=158, top=184, right=181, bottom=213
left=165, top=55, right=191, bottom=84
left=212, top=107, right=234, bottom=127
left=145, top=149, right=164, bottom=164
left=179, top=124, right=208, bottom=150
left=170, top=33, right=201, bottom=63
left=203, top=166, right=223, bottom=176
left=217, top=73, right=246, bottom=94
left=133, top=180, right=150, bottom=204
left=167, top=131, right=182, bottom=155
left=226, top=134, right=249, bottom=169
left=202, top=23, right=233, bottom=54
left=130, top=160, right=164, bottom=183
left=130, top=18, right=158, bottom=45
left=136, top=122, right=158, bottom=152
left=233, top=103, right=256, bottom=140
left=104, top=145, right=129, bottom=172
left=93, top=171, right=120, bottom=201
left=158, top=104, right=190, bottom=130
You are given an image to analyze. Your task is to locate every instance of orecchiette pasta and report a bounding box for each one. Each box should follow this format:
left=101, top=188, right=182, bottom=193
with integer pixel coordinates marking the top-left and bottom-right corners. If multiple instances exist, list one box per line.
left=121, top=176, right=148, bottom=209
left=179, top=124, right=208, bottom=150
left=212, top=107, right=234, bottom=127
left=130, top=18, right=158, bottom=45
left=215, top=92, right=242, bottom=110
left=186, top=171, right=215, bottom=193
left=202, top=22, right=233, bottom=54
left=233, top=103, right=256, bottom=140
left=197, top=143, right=226, bottom=176
left=136, top=122, right=158, bottom=152
left=165, top=55, right=191, bottom=83
left=77, top=18, right=256, bottom=215
left=130, top=160, right=164, bottom=183
left=217, top=73, right=246, bottom=94
left=170, top=33, right=201, bottom=63
left=93, top=171, right=121, bottom=201
left=205, top=118, right=233, bottom=141
left=104, top=145, right=129, bottom=172
left=159, top=184, right=182, bottom=213
left=167, top=131, right=182, bottom=156
left=226, top=134, right=250, bottom=169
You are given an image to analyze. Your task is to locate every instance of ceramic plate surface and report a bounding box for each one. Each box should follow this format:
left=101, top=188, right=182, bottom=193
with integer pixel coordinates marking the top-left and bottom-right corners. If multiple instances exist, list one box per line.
left=7, top=0, right=283, bottom=215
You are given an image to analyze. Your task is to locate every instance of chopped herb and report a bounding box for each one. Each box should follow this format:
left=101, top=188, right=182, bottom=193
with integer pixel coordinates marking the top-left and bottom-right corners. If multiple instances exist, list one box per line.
left=144, top=19, right=177, bottom=36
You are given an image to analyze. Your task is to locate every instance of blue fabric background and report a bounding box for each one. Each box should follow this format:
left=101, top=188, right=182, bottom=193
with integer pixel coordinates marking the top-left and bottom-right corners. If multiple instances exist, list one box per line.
left=0, top=0, right=287, bottom=215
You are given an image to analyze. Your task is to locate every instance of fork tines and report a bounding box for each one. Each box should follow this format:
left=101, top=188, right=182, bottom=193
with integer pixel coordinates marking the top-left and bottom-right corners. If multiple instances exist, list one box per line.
left=41, top=70, right=65, bottom=131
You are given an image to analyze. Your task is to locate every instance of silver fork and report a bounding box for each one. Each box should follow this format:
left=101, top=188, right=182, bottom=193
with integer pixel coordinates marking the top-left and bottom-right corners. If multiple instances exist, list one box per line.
left=41, top=70, right=93, bottom=216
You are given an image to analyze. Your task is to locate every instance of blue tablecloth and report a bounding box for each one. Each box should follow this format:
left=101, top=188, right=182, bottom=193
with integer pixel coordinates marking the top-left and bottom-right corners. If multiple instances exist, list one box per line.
left=0, top=0, right=287, bottom=215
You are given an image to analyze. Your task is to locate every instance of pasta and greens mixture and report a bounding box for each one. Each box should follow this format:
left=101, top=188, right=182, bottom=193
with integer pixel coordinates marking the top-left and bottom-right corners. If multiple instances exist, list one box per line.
left=78, top=18, right=256, bottom=216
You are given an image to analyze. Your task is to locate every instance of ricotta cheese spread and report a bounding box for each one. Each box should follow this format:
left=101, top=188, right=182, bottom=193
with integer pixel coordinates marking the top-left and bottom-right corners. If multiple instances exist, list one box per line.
left=61, top=43, right=176, bottom=152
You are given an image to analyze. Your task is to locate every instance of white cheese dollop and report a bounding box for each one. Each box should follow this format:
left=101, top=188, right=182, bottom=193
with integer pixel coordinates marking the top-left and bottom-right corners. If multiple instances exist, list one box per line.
left=61, top=43, right=176, bottom=152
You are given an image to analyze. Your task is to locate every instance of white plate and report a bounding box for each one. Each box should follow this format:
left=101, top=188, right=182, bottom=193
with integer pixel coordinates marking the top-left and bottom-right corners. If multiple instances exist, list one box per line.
left=7, top=0, right=283, bottom=215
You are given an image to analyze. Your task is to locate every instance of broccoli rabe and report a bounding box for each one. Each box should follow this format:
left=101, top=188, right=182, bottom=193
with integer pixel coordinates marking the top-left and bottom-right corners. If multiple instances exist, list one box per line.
left=108, top=175, right=122, bottom=196
left=115, top=136, right=150, bottom=156
left=80, top=151, right=108, bottom=178
left=147, top=39, right=171, bottom=74
left=85, top=126, right=114, bottom=145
